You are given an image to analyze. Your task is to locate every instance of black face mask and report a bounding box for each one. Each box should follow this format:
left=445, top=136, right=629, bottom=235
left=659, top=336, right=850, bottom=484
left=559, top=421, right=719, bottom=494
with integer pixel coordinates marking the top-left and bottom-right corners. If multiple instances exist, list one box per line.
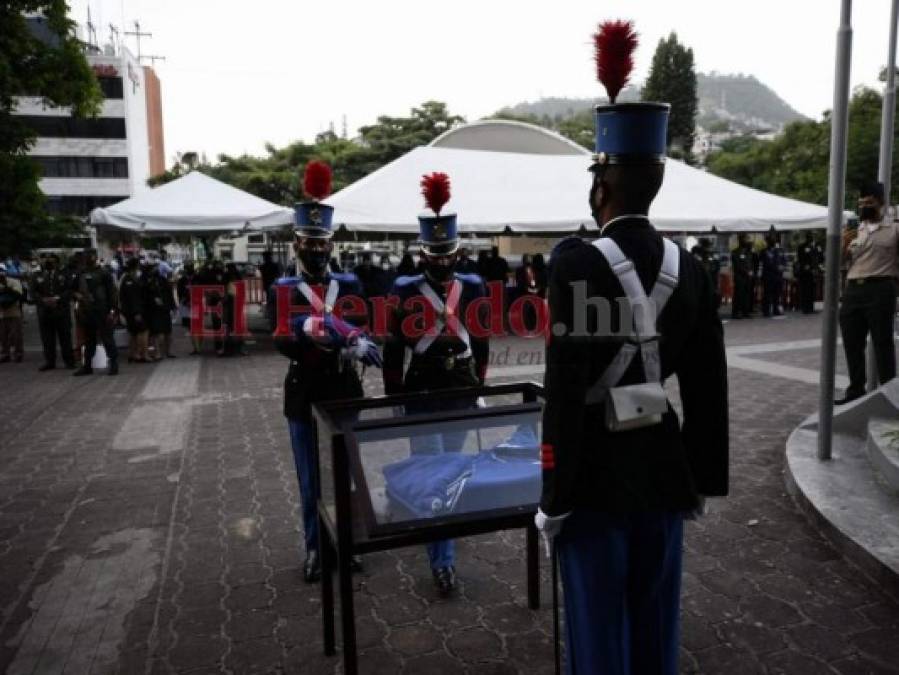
left=859, top=206, right=879, bottom=222
left=425, top=261, right=454, bottom=283
left=588, top=173, right=603, bottom=222
left=299, top=250, right=330, bottom=277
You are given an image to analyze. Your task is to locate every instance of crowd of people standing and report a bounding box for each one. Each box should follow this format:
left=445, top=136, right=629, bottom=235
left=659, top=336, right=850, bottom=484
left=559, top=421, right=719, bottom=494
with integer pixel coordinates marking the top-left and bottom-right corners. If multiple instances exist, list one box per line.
left=0, top=249, right=256, bottom=372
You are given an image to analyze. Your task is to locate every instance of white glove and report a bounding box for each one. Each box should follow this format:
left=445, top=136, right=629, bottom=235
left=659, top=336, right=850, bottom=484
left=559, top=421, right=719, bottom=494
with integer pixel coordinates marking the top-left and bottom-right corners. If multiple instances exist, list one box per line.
left=347, top=335, right=382, bottom=368
left=534, top=508, right=570, bottom=558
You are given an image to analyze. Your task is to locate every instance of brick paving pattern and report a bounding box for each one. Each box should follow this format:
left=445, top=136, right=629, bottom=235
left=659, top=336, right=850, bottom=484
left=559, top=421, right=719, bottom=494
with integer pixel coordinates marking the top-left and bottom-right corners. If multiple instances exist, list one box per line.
left=0, top=309, right=897, bottom=673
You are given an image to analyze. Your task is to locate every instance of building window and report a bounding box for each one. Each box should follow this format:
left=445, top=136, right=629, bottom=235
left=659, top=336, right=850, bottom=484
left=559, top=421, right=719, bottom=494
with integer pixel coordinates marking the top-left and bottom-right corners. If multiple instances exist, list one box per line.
left=97, top=76, right=124, bottom=99
left=45, top=195, right=123, bottom=217
left=19, top=115, right=126, bottom=139
left=248, top=234, right=265, bottom=243
left=36, top=156, right=129, bottom=178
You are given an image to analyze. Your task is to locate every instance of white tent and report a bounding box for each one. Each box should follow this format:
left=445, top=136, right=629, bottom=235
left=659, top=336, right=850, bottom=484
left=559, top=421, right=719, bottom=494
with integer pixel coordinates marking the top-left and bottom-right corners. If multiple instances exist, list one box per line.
left=89, top=171, right=294, bottom=233
left=327, top=120, right=832, bottom=235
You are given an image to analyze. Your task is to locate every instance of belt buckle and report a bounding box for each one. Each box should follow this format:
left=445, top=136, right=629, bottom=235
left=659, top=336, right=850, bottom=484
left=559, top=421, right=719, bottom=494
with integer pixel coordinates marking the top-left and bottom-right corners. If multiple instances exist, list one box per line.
left=444, top=355, right=455, bottom=370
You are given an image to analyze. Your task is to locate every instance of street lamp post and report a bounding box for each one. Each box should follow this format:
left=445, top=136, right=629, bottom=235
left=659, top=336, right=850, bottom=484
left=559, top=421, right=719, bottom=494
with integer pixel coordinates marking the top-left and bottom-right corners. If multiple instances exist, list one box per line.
left=818, top=0, right=854, bottom=461
left=867, top=0, right=899, bottom=392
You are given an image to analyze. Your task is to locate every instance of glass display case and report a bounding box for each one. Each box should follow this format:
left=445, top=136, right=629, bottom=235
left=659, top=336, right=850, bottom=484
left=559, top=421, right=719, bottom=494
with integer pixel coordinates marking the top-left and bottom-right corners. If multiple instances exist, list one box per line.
left=312, top=382, right=544, bottom=675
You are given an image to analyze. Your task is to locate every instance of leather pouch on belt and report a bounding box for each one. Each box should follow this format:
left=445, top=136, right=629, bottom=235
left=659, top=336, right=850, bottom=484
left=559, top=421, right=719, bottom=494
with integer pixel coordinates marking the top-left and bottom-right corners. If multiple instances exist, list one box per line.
left=605, top=382, right=668, bottom=432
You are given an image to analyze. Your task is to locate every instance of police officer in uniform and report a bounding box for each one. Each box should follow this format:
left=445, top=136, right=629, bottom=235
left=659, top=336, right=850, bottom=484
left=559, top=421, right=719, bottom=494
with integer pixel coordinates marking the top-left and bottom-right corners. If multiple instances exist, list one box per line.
left=691, top=238, right=721, bottom=309
left=272, top=161, right=381, bottom=582
left=31, top=254, right=75, bottom=370
left=534, top=21, right=729, bottom=674
left=796, top=232, right=823, bottom=314
left=730, top=234, right=754, bottom=319
left=760, top=229, right=787, bottom=317
left=72, top=248, right=119, bottom=376
left=837, top=181, right=899, bottom=404
left=382, top=172, right=490, bottom=597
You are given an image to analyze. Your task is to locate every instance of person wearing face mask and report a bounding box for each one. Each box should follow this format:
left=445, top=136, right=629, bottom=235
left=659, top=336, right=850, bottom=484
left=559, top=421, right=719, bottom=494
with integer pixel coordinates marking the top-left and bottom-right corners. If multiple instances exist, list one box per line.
left=730, top=233, right=755, bottom=319
left=31, top=253, right=75, bottom=370
left=455, top=246, right=478, bottom=275
left=72, top=248, right=119, bottom=376
left=796, top=232, right=823, bottom=314
left=760, top=229, right=787, bottom=318
left=836, top=181, right=899, bottom=404
left=534, top=21, right=729, bottom=674
left=270, top=161, right=381, bottom=583
left=382, top=172, right=490, bottom=597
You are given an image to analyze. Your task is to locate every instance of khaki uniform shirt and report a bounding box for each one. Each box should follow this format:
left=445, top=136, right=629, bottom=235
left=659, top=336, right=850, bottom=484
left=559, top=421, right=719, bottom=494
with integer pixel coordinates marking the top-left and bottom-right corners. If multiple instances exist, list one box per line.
left=846, top=219, right=899, bottom=280
left=0, top=277, right=23, bottom=319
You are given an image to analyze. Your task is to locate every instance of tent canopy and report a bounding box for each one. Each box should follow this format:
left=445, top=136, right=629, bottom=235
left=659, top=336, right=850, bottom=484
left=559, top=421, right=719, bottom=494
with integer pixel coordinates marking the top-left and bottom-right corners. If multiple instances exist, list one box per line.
left=89, top=171, right=294, bottom=234
left=327, top=120, right=832, bottom=235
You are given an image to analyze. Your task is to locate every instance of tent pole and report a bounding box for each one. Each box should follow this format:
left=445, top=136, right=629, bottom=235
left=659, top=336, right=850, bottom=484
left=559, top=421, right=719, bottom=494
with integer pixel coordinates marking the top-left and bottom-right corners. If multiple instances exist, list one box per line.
left=868, top=0, right=899, bottom=391
left=818, top=0, right=853, bottom=461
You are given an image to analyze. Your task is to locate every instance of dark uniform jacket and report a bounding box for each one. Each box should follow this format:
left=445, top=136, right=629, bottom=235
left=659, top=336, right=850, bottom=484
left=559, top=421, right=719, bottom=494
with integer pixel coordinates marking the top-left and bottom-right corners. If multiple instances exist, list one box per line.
left=30, top=268, right=71, bottom=315
left=731, top=246, right=754, bottom=280
left=118, top=273, right=145, bottom=317
left=272, top=271, right=367, bottom=421
left=143, top=274, right=176, bottom=334
left=540, top=219, right=729, bottom=516
left=382, top=272, right=490, bottom=396
left=73, top=266, right=118, bottom=318
left=760, top=245, right=787, bottom=280
left=796, top=241, right=823, bottom=276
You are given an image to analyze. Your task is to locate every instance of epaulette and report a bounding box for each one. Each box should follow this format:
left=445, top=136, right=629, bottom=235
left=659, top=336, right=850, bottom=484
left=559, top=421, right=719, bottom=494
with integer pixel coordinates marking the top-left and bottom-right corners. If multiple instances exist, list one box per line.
left=550, top=235, right=587, bottom=263
left=453, top=272, right=484, bottom=286
left=330, top=271, right=359, bottom=284
left=392, top=274, right=425, bottom=288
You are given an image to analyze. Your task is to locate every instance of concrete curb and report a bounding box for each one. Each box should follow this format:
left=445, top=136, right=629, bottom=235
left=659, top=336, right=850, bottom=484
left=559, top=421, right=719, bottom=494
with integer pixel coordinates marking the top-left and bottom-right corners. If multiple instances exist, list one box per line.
left=784, top=380, right=899, bottom=604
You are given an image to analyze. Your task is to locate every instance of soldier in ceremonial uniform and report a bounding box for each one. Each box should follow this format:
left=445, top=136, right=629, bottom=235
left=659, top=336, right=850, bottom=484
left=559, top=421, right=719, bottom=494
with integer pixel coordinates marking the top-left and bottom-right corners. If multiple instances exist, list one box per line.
left=382, top=172, right=490, bottom=597
left=31, top=254, right=75, bottom=370
left=272, top=161, right=381, bottom=583
left=730, top=234, right=754, bottom=319
left=760, top=230, right=787, bottom=317
left=796, top=232, right=823, bottom=314
left=535, top=21, right=728, bottom=674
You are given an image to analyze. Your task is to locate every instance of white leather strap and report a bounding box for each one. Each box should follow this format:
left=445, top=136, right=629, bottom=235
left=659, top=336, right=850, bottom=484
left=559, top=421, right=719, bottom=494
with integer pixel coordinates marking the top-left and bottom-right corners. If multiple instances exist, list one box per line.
left=296, top=278, right=339, bottom=315
left=586, top=236, right=680, bottom=400
left=414, top=279, right=471, bottom=357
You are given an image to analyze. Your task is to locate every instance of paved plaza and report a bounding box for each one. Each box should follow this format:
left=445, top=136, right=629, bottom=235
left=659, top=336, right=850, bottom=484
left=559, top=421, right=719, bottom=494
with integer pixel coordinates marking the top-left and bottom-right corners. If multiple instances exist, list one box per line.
left=1, top=308, right=898, bottom=674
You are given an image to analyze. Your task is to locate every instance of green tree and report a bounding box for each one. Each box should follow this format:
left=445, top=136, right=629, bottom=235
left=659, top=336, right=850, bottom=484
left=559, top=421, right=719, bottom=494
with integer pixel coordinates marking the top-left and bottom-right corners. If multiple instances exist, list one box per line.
left=706, top=87, right=895, bottom=208
left=642, top=32, right=698, bottom=162
left=556, top=109, right=594, bottom=150
left=0, top=1, right=102, bottom=256
left=149, top=101, right=466, bottom=205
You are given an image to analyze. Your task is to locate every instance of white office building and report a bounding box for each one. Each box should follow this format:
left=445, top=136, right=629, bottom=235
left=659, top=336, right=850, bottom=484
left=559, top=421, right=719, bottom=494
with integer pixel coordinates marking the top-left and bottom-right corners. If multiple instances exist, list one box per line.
left=15, top=18, right=165, bottom=250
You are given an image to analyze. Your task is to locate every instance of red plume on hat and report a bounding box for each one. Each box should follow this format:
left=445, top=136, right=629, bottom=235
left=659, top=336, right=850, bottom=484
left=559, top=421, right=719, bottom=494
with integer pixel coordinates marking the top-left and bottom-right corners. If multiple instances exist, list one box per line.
left=421, top=172, right=451, bottom=215
left=303, top=160, right=332, bottom=201
left=594, top=20, right=638, bottom=104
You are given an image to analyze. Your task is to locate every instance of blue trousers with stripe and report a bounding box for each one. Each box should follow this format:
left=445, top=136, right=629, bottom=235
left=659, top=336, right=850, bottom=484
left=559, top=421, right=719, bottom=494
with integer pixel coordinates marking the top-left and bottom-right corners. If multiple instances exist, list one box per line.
left=557, top=510, right=684, bottom=675
left=288, top=419, right=319, bottom=554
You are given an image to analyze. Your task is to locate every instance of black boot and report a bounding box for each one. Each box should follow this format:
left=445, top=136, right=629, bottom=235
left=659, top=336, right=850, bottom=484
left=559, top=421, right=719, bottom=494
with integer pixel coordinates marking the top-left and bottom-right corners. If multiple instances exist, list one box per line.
left=432, top=566, right=456, bottom=597
left=834, top=391, right=863, bottom=405
left=107, top=360, right=119, bottom=376
left=303, top=550, right=321, bottom=583
left=73, top=365, right=93, bottom=376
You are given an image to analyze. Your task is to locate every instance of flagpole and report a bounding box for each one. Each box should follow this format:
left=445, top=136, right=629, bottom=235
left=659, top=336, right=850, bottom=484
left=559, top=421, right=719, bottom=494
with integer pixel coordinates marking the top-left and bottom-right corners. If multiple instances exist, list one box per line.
left=818, top=0, right=853, bottom=461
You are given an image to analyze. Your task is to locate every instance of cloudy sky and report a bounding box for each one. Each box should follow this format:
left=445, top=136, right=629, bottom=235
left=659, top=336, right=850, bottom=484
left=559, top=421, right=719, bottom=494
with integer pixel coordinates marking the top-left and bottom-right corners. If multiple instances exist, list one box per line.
left=69, top=0, right=893, bottom=162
